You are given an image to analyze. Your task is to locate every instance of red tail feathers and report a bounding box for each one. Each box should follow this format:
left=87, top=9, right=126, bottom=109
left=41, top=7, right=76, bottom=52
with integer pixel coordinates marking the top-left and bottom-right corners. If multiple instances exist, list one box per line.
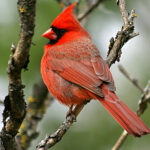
left=97, top=85, right=150, bottom=137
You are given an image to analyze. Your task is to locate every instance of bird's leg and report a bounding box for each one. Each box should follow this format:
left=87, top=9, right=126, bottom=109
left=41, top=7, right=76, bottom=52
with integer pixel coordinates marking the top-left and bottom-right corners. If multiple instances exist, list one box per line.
left=66, top=104, right=76, bottom=122
left=84, top=100, right=90, bottom=104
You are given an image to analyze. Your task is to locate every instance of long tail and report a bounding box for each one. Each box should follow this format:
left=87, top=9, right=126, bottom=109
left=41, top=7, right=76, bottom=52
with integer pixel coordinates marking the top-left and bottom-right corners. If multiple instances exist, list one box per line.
left=95, top=85, right=150, bottom=137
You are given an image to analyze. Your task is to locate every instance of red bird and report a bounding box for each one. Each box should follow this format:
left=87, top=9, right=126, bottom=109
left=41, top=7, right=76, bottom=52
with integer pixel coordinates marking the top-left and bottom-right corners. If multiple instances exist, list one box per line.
left=41, top=3, right=150, bottom=137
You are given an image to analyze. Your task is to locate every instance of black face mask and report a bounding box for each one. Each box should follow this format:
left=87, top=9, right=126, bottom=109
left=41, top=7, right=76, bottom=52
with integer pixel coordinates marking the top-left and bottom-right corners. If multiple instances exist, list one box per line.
left=48, top=26, right=67, bottom=45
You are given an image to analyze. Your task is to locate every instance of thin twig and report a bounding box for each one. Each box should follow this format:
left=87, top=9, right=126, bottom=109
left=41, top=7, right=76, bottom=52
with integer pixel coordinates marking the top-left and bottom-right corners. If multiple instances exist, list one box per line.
left=0, top=0, right=36, bottom=150
left=37, top=0, right=139, bottom=149
left=137, top=81, right=150, bottom=116
left=78, top=0, right=103, bottom=21
left=118, top=0, right=129, bottom=28
left=118, top=65, right=144, bottom=92
left=112, top=130, right=128, bottom=150
left=56, top=0, right=72, bottom=7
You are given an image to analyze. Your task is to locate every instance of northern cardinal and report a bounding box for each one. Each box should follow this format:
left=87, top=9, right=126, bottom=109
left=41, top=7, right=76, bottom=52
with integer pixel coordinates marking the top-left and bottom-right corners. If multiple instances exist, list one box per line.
left=41, top=3, right=150, bottom=137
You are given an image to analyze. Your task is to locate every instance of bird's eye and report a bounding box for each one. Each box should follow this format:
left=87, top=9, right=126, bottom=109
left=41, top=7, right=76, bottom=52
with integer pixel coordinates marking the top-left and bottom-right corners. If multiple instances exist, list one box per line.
left=60, top=29, right=66, bottom=33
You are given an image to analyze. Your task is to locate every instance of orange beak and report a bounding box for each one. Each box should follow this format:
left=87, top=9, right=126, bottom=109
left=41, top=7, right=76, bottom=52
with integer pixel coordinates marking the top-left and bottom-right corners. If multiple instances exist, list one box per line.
left=42, top=28, right=57, bottom=40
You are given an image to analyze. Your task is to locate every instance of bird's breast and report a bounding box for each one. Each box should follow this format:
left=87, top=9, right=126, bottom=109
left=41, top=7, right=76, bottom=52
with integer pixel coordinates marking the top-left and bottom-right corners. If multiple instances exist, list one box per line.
left=41, top=54, right=91, bottom=106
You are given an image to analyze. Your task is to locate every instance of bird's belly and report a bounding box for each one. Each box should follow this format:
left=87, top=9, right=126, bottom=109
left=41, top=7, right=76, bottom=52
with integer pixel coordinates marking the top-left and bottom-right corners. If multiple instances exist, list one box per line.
left=42, top=65, right=91, bottom=106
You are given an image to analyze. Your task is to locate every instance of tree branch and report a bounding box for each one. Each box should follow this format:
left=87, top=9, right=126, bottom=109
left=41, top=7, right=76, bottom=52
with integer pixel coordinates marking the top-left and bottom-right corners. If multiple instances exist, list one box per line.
left=118, top=65, right=144, bottom=92
left=137, top=81, right=150, bottom=116
left=112, top=130, right=128, bottom=150
left=106, top=0, right=138, bottom=67
left=37, top=1, right=139, bottom=149
left=112, top=66, right=150, bottom=150
left=118, top=0, right=129, bottom=28
left=16, top=80, right=53, bottom=150
left=37, top=103, right=86, bottom=150
left=78, top=0, right=104, bottom=21
left=0, top=0, right=36, bottom=149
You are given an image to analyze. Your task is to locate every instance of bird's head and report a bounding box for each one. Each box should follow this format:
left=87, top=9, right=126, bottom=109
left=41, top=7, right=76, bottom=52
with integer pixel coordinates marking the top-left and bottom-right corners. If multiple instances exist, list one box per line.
left=42, top=3, right=85, bottom=45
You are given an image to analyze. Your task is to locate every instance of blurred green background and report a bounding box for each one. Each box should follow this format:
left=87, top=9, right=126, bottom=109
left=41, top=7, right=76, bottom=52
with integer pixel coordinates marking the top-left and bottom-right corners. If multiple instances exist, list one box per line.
left=0, top=0, right=150, bottom=149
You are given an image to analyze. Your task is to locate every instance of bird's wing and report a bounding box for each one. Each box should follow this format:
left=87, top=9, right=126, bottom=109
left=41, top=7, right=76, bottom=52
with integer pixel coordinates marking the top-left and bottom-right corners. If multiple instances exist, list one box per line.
left=49, top=55, right=115, bottom=97
left=91, top=56, right=115, bottom=91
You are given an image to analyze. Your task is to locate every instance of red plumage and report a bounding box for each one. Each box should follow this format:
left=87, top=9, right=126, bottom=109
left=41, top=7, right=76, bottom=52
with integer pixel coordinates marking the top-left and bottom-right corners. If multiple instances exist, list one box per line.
left=41, top=3, right=150, bottom=137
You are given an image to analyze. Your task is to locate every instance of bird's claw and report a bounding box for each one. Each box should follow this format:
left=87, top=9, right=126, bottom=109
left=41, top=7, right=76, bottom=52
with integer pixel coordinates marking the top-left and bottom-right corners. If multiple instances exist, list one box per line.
left=66, top=107, right=76, bottom=122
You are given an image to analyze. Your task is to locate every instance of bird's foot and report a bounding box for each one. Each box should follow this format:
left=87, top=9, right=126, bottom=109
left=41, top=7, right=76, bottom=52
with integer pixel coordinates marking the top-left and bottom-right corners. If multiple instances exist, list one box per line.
left=66, top=105, right=76, bottom=122
left=84, top=100, right=90, bottom=104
